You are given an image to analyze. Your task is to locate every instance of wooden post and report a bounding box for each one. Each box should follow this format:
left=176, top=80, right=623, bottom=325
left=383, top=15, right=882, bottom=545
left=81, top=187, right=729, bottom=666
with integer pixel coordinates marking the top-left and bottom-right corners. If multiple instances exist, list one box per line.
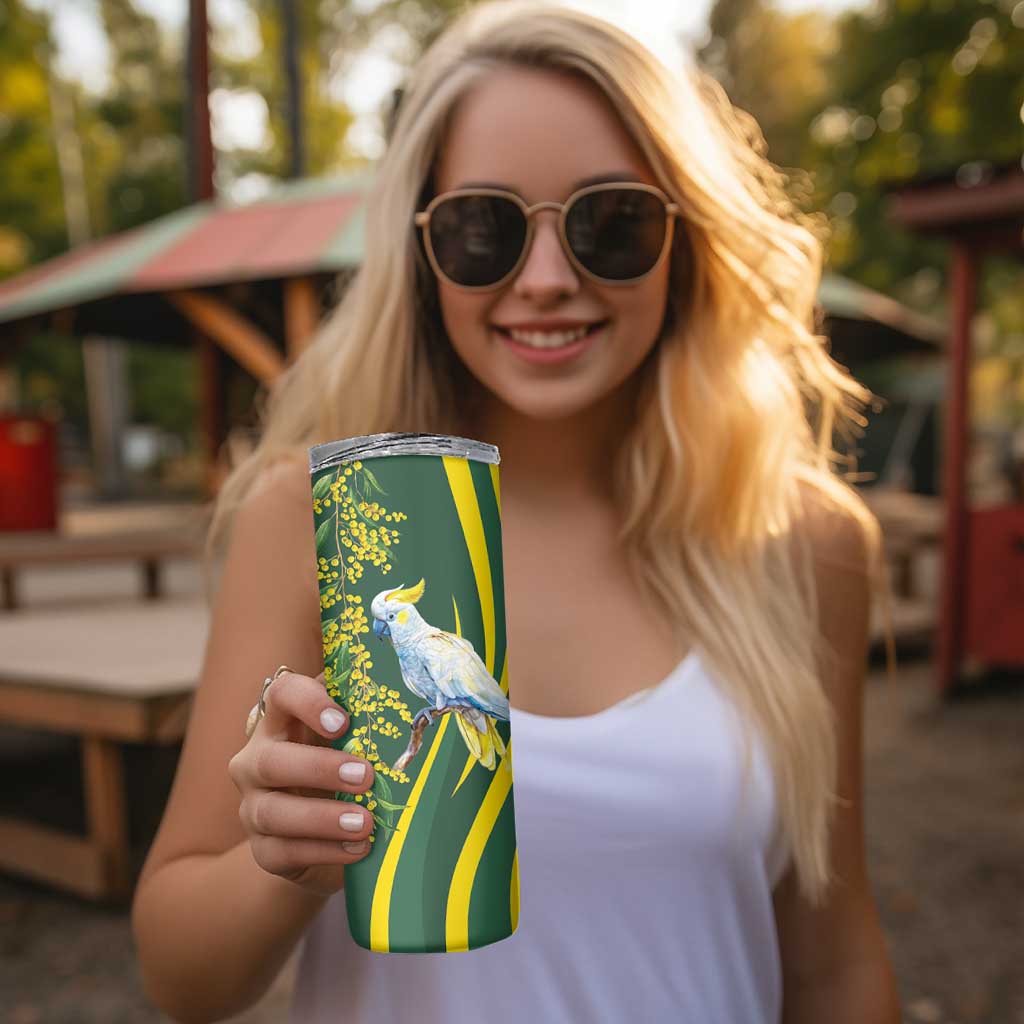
left=936, top=240, right=976, bottom=695
left=187, top=0, right=215, bottom=202
left=82, top=736, right=131, bottom=901
left=284, top=276, right=320, bottom=359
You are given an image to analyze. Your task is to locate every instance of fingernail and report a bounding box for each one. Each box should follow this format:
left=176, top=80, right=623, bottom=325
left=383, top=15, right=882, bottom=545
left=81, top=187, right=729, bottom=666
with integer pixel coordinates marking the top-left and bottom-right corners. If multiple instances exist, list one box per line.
left=340, top=762, right=366, bottom=783
left=320, top=708, right=347, bottom=732
left=342, top=840, right=367, bottom=853
left=340, top=812, right=364, bottom=832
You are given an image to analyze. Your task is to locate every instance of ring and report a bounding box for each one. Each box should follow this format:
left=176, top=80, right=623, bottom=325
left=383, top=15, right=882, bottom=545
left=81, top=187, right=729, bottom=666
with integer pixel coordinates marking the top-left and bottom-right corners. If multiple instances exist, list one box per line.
left=244, top=665, right=294, bottom=739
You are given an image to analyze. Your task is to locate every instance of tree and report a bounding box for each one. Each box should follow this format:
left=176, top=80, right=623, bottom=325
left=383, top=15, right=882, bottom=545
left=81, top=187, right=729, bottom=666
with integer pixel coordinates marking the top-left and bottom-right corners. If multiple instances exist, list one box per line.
left=0, top=0, right=68, bottom=274
left=697, top=0, right=837, bottom=173
left=88, top=0, right=187, bottom=233
left=803, top=0, right=1023, bottom=290
left=214, top=0, right=467, bottom=181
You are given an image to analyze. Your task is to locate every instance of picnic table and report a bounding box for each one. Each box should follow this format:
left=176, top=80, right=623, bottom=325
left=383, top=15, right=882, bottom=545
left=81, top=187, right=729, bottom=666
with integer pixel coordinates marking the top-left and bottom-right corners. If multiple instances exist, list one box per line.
left=0, top=528, right=201, bottom=610
left=0, top=599, right=207, bottom=901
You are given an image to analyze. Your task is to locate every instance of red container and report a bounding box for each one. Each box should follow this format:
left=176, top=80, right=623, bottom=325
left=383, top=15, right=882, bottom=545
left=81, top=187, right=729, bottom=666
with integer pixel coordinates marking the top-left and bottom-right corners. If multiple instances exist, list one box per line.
left=965, top=504, right=1024, bottom=666
left=0, top=416, right=58, bottom=531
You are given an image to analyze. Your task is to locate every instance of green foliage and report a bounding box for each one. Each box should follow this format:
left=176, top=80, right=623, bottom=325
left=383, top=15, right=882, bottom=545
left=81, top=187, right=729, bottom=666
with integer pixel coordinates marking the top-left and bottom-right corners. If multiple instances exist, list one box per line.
left=699, top=0, right=1024, bottom=343
left=0, top=1, right=67, bottom=271
left=698, top=0, right=837, bottom=172
left=804, top=0, right=1023, bottom=287
left=90, top=0, right=186, bottom=233
left=13, top=330, right=88, bottom=427
left=127, top=345, right=199, bottom=441
left=214, top=0, right=466, bottom=178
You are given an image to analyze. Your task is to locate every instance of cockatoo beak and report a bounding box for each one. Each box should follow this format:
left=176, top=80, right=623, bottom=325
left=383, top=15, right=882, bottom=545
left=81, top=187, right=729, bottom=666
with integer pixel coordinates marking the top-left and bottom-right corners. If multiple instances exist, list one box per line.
left=373, top=618, right=390, bottom=641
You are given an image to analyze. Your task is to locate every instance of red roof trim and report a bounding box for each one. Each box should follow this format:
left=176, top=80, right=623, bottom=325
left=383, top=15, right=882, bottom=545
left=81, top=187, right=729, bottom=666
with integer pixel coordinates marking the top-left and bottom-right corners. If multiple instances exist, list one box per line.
left=130, top=195, right=361, bottom=290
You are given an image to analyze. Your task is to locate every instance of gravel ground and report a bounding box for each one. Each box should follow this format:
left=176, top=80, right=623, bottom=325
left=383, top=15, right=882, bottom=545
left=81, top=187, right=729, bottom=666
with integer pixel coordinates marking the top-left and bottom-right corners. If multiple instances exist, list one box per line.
left=1, top=648, right=1021, bottom=1024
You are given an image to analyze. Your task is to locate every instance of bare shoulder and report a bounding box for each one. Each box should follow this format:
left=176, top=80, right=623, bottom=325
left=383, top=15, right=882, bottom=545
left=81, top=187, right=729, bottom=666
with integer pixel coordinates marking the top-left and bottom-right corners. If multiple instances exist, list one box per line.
left=235, top=453, right=316, bottom=534
left=216, top=452, right=321, bottom=648
left=794, top=477, right=879, bottom=577
left=789, top=477, right=880, bottom=688
left=249, top=451, right=312, bottom=499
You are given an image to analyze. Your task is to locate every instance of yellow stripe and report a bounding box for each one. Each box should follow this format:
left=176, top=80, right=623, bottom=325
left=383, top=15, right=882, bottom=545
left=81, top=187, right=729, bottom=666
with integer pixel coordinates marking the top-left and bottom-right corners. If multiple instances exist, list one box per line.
left=490, top=462, right=501, bottom=516
left=445, top=738, right=514, bottom=950
left=443, top=458, right=516, bottom=949
left=443, top=457, right=495, bottom=669
left=369, top=713, right=455, bottom=951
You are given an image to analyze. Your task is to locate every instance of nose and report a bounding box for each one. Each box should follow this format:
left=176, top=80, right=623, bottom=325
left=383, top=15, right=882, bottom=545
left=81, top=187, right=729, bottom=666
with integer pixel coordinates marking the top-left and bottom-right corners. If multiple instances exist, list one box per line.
left=512, top=210, right=579, bottom=300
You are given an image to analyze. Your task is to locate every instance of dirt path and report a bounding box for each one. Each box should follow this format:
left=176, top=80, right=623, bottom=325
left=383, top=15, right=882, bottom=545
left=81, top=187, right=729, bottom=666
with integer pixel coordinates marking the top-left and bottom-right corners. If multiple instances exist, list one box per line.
left=1, top=653, right=1021, bottom=1023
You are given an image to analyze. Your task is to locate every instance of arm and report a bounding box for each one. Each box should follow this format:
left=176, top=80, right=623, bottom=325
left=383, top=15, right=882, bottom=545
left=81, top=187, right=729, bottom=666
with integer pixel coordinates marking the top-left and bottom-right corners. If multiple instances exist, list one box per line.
left=131, top=459, right=359, bottom=1023
left=773, top=500, right=901, bottom=1024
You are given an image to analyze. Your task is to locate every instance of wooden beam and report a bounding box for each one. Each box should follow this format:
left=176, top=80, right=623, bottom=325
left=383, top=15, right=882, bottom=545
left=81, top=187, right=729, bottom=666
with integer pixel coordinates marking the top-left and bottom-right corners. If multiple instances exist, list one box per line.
left=284, top=276, right=319, bottom=358
left=169, top=289, right=285, bottom=385
left=888, top=168, right=1024, bottom=232
left=0, top=816, right=107, bottom=899
left=0, top=680, right=192, bottom=743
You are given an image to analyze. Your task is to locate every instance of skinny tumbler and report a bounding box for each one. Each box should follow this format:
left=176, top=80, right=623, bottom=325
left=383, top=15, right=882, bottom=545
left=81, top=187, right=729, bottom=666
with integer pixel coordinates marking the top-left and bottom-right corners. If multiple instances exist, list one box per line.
left=308, top=432, right=519, bottom=953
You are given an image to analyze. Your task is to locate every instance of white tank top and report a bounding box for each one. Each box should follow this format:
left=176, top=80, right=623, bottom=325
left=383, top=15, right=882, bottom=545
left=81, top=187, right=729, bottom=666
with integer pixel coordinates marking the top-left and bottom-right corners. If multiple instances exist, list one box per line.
left=289, top=649, right=790, bottom=1023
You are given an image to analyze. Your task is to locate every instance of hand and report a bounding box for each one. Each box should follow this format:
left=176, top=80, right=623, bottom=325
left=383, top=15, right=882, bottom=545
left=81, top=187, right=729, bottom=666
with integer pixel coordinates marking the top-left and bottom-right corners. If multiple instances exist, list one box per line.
left=228, top=669, right=375, bottom=895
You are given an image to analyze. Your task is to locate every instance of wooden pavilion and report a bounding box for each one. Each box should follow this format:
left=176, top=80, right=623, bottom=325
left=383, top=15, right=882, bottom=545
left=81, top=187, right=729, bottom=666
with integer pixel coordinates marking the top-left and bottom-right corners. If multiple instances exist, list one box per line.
left=0, top=170, right=372, bottom=489
left=0, top=168, right=945, bottom=485
left=886, top=158, right=1024, bottom=693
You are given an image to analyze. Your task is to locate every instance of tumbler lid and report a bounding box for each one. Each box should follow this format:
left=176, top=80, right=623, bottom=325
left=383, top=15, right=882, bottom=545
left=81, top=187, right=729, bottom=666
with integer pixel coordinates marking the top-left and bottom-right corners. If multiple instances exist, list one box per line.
left=309, top=432, right=499, bottom=473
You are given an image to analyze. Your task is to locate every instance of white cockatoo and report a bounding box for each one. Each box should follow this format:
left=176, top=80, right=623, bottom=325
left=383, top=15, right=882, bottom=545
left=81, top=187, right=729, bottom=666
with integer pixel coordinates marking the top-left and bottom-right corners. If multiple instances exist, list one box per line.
left=371, top=578, right=509, bottom=769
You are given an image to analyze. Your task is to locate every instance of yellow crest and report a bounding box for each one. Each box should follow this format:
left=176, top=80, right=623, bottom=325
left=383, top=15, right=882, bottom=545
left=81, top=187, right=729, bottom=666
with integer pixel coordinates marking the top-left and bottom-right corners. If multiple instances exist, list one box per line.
left=384, top=577, right=426, bottom=605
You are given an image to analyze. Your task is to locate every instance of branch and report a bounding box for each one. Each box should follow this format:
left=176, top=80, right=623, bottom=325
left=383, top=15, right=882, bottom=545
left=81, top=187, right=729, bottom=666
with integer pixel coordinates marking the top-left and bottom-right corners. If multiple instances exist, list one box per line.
left=392, top=707, right=458, bottom=772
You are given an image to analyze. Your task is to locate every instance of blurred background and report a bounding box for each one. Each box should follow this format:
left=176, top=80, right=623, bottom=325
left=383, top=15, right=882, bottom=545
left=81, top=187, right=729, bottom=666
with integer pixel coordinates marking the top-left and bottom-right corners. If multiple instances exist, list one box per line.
left=0, top=0, right=1021, bottom=1021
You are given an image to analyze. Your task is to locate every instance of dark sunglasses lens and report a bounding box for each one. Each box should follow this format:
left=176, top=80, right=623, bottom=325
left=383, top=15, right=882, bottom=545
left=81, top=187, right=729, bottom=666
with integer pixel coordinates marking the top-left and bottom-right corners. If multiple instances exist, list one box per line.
left=428, top=194, right=525, bottom=286
left=566, top=189, right=668, bottom=280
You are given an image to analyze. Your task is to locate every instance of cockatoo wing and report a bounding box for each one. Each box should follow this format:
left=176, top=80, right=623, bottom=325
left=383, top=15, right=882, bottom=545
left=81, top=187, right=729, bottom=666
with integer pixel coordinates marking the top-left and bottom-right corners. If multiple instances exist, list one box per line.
left=417, top=630, right=510, bottom=721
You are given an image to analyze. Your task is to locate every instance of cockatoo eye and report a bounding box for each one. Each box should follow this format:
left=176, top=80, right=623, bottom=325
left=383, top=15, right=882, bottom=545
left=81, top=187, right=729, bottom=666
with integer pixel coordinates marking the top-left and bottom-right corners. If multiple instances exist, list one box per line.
left=388, top=612, right=395, bottom=620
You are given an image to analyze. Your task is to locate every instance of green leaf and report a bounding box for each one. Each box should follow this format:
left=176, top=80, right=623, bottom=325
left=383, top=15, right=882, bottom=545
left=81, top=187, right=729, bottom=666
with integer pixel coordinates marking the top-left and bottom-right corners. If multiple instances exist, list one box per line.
left=362, top=465, right=387, bottom=495
left=312, top=473, right=334, bottom=500
left=374, top=797, right=409, bottom=812
left=314, top=519, right=335, bottom=554
left=341, top=733, right=363, bottom=756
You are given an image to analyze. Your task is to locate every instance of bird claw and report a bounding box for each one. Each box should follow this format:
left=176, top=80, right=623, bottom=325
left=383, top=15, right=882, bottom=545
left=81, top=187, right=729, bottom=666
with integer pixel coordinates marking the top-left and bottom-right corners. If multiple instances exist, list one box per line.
left=412, top=708, right=434, bottom=731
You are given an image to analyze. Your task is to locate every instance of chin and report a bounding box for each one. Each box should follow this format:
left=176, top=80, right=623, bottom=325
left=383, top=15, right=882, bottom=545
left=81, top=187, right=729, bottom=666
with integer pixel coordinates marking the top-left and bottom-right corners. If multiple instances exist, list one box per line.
left=489, top=380, right=614, bottom=423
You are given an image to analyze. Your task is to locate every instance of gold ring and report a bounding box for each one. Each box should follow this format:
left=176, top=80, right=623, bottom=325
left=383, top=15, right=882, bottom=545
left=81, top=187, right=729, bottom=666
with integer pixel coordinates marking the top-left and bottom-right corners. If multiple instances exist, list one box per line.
left=244, top=665, right=294, bottom=739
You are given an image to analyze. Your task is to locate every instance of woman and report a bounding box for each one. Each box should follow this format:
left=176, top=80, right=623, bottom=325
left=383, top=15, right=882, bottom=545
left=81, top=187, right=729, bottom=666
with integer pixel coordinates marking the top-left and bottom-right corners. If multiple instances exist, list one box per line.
left=132, top=2, right=901, bottom=1021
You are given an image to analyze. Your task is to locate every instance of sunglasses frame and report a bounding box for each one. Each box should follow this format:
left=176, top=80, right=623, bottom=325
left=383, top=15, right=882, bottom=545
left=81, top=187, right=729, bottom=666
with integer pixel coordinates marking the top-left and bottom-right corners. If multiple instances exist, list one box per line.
left=413, top=181, right=681, bottom=292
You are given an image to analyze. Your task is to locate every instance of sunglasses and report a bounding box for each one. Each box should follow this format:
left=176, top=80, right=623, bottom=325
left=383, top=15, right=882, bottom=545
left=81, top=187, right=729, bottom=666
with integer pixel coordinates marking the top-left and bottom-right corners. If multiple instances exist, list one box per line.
left=413, top=181, right=680, bottom=291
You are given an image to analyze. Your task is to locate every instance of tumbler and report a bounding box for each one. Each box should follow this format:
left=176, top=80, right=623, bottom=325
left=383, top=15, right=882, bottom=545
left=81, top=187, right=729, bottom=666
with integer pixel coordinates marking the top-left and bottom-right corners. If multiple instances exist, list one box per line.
left=308, top=432, right=519, bottom=953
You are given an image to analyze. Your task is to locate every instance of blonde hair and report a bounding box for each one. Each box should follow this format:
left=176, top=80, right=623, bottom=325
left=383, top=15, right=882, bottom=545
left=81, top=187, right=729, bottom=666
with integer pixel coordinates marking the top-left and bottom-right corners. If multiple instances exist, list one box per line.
left=208, top=0, right=896, bottom=906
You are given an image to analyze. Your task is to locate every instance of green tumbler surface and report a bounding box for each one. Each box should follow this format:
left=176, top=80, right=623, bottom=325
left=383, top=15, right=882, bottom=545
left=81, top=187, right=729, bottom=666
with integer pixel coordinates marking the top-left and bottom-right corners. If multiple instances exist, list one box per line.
left=308, top=432, right=519, bottom=954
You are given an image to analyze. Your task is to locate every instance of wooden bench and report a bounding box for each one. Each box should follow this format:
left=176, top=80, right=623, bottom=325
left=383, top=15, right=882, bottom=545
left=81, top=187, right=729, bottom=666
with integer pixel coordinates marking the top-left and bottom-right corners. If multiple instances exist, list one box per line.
left=0, top=599, right=206, bottom=901
left=0, top=529, right=202, bottom=611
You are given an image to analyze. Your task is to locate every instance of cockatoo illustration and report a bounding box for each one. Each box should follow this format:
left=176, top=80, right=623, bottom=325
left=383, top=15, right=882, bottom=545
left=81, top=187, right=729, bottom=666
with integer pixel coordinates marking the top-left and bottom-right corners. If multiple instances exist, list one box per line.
left=371, top=578, right=509, bottom=770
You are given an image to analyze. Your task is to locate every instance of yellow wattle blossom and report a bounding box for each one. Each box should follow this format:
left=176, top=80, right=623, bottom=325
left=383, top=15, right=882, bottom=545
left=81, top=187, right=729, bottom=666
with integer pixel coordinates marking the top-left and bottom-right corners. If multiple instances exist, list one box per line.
left=314, top=459, right=416, bottom=838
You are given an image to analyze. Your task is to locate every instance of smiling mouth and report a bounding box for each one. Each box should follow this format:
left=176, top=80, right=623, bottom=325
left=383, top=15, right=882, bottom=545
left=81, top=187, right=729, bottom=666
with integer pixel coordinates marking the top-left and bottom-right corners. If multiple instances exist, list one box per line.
left=492, top=320, right=610, bottom=349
